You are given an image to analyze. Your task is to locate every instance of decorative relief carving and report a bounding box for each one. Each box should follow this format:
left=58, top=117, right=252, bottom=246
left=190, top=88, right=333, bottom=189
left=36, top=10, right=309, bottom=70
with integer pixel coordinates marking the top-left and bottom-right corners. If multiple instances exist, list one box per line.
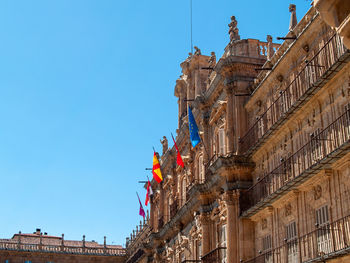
left=285, top=203, right=292, bottom=216
left=313, top=185, right=322, bottom=200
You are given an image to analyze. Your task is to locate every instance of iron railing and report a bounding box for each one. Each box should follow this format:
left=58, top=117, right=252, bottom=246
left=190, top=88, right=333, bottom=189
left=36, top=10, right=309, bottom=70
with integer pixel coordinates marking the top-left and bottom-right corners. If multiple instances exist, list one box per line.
left=243, top=214, right=350, bottom=263
left=240, top=108, right=350, bottom=214
left=240, top=33, right=348, bottom=154
left=0, top=241, right=126, bottom=256
left=201, top=247, right=227, bottom=263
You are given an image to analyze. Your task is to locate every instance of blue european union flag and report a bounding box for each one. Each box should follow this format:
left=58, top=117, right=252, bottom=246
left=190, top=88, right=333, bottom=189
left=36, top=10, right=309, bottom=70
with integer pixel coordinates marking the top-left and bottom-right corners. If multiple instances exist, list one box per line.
left=188, top=106, right=201, bottom=148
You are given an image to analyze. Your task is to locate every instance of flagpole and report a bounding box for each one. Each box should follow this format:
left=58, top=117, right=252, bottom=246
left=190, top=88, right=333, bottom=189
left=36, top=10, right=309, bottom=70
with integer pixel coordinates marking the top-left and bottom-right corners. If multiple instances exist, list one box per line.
left=190, top=0, right=193, bottom=54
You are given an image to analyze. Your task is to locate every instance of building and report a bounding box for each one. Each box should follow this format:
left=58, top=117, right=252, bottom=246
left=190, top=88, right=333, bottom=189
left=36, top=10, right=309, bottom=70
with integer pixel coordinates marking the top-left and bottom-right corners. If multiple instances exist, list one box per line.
left=126, top=2, right=350, bottom=263
left=0, top=228, right=126, bottom=263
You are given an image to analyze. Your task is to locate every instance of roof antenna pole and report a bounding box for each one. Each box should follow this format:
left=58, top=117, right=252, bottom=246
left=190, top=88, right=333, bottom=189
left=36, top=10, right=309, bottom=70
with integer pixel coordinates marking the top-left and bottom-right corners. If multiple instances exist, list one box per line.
left=190, top=0, right=193, bottom=54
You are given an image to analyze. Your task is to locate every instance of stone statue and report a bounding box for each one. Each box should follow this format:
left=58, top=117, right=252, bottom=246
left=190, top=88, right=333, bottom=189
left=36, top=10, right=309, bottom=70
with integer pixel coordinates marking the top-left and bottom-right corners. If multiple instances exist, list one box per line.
left=194, top=46, right=201, bottom=56
left=160, top=136, right=168, bottom=155
left=289, top=4, right=297, bottom=31
left=228, top=16, right=240, bottom=42
left=266, top=35, right=275, bottom=61
left=208, top=51, right=216, bottom=68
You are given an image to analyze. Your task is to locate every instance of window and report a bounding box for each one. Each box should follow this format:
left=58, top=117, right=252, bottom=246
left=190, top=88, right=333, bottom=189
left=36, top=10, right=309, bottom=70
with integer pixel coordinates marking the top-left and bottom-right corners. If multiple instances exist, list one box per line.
left=316, top=205, right=332, bottom=254
left=262, top=235, right=272, bottom=263
left=286, top=222, right=298, bottom=263
left=218, top=224, right=227, bottom=263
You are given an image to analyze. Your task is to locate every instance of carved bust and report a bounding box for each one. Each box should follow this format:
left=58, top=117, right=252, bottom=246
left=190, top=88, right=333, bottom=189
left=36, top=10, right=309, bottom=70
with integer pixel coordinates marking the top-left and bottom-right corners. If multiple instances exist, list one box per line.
left=313, top=185, right=322, bottom=200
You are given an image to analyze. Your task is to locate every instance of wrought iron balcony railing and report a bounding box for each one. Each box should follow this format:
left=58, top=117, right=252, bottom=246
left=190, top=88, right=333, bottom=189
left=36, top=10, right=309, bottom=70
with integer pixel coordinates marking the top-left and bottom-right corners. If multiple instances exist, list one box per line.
left=240, top=108, right=350, bottom=215
left=243, top=214, right=350, bottom=263
left=240, top=33, right=349, bottom=155
left=0, top=241, right=126, bottom=256
left=201, top=247, right=227, bottom=263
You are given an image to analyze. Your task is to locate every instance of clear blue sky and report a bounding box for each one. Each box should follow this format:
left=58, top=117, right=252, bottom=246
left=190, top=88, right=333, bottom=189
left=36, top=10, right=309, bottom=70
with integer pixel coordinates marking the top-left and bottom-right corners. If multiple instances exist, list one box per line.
left=0, top=0, right=311, bottom=246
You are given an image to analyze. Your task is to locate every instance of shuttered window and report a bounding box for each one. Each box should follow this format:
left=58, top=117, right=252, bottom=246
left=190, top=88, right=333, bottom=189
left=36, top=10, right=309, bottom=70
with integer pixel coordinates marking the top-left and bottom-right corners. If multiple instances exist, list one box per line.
left=316, top=205, right=332, bottom=254
left=286, top=222, right=298, bottom=263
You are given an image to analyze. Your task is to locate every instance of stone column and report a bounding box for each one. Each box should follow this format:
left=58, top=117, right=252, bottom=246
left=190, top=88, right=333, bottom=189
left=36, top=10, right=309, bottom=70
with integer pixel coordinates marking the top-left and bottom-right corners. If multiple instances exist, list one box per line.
left=224, top=190, right=239, bottom=263
left=224, top=82, right=235, bottom=154
left=200, top=212, right=211, bottom=255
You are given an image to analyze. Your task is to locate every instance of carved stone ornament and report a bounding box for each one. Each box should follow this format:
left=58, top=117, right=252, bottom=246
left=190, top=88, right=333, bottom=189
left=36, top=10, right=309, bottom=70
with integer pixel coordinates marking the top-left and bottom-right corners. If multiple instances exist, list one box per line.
left=208, top=51, right=216, bottom=68
left=285, top=203, right=292, bottom=216
left=313, top=185, right=322, bottom=200
left=228, top=16, right=240, bottom=42
left=194, top=46, right=201, bottom=56
left=160, top=136, right=168, bottom=155
left=261, top=218, right=267, bottom=230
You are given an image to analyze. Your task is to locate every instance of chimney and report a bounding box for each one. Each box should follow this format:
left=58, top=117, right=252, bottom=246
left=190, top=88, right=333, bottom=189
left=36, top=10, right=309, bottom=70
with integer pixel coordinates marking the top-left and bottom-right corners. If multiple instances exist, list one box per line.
left=36, top=228, right=41, bottom=235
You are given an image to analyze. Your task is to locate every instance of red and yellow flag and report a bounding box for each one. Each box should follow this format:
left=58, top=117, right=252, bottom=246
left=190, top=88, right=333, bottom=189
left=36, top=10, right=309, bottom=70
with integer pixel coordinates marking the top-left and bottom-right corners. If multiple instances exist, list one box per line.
left=171, top=133, right=184, bottom=168
left=152, top=152, right=163, bottom=183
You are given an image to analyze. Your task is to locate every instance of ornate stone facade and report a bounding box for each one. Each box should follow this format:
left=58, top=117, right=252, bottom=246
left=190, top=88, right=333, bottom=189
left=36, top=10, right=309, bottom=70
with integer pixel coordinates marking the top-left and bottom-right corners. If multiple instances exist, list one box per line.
left=126, top=3, right=350, bottom=263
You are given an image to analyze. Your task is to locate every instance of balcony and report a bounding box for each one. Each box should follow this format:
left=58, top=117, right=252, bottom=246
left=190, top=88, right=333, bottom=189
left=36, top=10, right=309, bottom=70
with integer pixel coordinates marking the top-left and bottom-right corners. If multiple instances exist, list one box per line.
left=243, top=214, right=350, bottom=263
left=240, top=108, right=350, bottom=216
left=240, top=33, right=349, bottom=155
left=201, top=247, right=227, bottom=263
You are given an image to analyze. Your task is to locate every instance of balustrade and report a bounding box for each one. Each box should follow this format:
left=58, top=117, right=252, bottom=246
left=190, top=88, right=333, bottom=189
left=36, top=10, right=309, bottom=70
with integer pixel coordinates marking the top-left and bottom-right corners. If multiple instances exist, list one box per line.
left=201, top=247, right=227, bottom=263
left=0, top=241, right=126, bottom=256
left=240, top=108, right=350, bottom=215
left=244, top=214, right=350, bottom=263
left=240, top=33, right=348, bottom=154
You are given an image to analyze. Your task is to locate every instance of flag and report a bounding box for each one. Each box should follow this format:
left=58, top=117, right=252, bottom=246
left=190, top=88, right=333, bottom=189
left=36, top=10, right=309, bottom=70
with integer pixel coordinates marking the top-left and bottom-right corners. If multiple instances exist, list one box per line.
left=188, top=106, right=201, bottom=148
left=145, top=177, right=153, bottom=206
left=171, top=133, right=184, bottom=168
left=137, top=192, right=145, bottom=219
left=152, top=152, right=163, bottom=183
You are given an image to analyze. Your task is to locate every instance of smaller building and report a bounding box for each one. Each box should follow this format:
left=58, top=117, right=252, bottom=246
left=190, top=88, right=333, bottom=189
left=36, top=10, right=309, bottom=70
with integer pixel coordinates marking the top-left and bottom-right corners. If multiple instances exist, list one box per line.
left=0, top=228, right=125, bottom=263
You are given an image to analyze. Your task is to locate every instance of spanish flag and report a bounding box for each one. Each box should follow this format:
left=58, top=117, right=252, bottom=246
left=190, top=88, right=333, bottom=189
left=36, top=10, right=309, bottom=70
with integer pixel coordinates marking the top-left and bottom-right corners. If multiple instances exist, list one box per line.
left=152, top=152, right=163, bottom=183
